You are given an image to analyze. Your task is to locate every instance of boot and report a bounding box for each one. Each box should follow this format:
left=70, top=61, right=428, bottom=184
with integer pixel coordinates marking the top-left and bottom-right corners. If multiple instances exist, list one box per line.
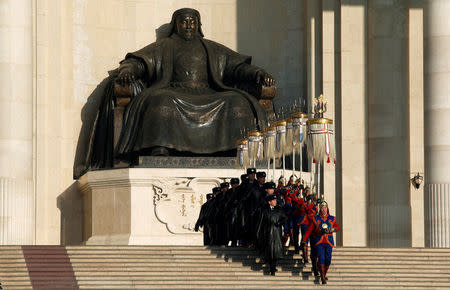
left=324, top=265, right=329, bottom=281
left=269, top=260, right=277, bottom=276
left=311, top=257, right=319, bottom=277
left=302, top=245, right=309, bottom=264
left=319, top=265, right=327, bottom=284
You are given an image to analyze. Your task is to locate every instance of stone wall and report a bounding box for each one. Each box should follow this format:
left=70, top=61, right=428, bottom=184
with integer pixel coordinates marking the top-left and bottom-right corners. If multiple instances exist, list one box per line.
left=1, top=0, right=441, bottom=247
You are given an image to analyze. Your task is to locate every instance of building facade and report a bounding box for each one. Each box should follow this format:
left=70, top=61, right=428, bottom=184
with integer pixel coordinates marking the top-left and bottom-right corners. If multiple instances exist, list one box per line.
left=0, top=0, right=448, bottom=247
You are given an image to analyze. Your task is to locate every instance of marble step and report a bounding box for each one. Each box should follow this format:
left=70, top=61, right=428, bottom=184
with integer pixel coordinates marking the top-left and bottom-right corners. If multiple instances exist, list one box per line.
left=2, top=246, right=450, bottom=290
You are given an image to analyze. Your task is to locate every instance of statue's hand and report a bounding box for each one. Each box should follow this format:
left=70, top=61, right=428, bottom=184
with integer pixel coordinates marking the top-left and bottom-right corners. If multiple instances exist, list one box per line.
left=116, top=68, right=136, bottom=86
left=256, top=70, right=276, bottom=87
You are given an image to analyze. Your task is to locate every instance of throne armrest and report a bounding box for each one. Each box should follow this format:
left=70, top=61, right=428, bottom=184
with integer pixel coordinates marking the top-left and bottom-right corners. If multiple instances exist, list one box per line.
left=236, top=82, right=277, bottom=100
left=236, top=82, right=277, bottom=121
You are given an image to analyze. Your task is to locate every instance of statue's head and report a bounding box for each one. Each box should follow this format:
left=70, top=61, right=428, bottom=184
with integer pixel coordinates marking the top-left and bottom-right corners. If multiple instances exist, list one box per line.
left=170, top=8, right=204, bottom=40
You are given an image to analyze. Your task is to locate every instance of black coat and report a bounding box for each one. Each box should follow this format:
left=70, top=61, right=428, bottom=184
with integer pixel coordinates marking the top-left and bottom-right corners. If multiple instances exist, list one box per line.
left=236, top=180, right=257, bottom=230
left=195, top=201, right=212, bottom=231
left=223, top=188, right=239, bottom=223
left=256, top=205, right=287, bottom=260
left=246, top=184, right=266, bottom=214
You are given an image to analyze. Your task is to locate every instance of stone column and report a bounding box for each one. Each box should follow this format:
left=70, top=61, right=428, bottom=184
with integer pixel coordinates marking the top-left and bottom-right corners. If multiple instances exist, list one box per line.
left=367, top=0, right=411, bottom=247
left=0, top=0, right=35, bottom=244
left=339, top=0, right=368, bottom=246
left=424, top=0, right=450, bottom=248
left=408, top=1, right=425, bottom=248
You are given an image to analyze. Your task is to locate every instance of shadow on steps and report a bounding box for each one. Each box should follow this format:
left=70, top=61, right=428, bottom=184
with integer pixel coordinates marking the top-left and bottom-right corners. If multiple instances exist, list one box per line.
left=208, top=246, right=319, bottom=282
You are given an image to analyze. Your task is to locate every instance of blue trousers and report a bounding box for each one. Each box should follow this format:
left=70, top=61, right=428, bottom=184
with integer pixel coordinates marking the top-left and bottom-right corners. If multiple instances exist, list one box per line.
left=316, top=243, right=333, bottom=266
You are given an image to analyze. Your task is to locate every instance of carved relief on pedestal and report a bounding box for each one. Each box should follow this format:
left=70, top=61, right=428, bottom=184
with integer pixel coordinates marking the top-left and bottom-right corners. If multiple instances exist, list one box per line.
left=152, top=177, right=223, bottom=234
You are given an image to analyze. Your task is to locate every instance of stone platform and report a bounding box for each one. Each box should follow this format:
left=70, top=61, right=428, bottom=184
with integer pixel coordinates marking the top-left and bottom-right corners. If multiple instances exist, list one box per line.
left=138, top=156, right=236, bottom=168
left=78, top=165, right=310, bottom=246
left=137, top=156, right=269, bottom=169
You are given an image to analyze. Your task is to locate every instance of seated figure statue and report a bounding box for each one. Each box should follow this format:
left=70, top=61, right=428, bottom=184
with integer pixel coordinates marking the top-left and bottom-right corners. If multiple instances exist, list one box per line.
left=73, top=8, right=276, bottom=179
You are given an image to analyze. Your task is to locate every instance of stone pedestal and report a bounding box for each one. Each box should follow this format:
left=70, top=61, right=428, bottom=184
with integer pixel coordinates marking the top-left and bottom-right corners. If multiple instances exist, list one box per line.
left=78, top=167, right=296, bottom=245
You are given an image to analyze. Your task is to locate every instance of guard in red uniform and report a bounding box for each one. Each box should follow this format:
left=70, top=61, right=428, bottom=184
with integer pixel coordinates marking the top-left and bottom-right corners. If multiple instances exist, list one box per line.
left=291, top=186, right=316, bottom=262
left=286, top=185, right=302, bottom=254
left=301, top=200, right=339, bottom=284
left=283, top=181, right=300, bottom=247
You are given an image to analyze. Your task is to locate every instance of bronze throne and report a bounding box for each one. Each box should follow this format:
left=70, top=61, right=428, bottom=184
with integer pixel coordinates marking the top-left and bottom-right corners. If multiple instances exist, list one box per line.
left=112, top=80, right=277, bottom=156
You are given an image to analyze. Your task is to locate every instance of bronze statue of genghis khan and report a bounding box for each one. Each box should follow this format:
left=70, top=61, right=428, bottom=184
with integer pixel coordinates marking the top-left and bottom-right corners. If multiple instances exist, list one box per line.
left=74, top=8, right=276, bottom=179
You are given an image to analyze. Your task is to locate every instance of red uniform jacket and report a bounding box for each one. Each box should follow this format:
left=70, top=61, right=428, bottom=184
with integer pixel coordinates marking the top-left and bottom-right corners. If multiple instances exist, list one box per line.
left=303, top=213, right=339, bottom=247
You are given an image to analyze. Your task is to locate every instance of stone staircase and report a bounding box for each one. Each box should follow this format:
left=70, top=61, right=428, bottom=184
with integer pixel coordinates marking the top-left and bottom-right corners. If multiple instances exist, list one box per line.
left=1, top=246, right=450, bottom=289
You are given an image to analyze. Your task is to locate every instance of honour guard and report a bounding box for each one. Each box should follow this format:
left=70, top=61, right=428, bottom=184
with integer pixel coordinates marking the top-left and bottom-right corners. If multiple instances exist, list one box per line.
left=246, top=172, right=266, bottom=245
left=291, top=186, right=316, bottom=261
left=224, top=178, right=241, bottom=246
left=194, top=193, right=214, bottom=245
left=208, top=187, right=223, bottom=245
left=301, top=200, right=339, bottom=284
left=239, top=168, right=257, bottom=246
left=215, top=182, right=230, bottom=245
left=275, top=176, right=286, bottom=207
left=286, top=181, right=303, bottom=253
left=256, top=192, right=287, bottom=275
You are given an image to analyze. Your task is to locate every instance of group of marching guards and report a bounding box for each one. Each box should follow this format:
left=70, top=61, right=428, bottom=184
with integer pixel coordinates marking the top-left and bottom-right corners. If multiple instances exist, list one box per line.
left=195, top=167, right=340, bottom=285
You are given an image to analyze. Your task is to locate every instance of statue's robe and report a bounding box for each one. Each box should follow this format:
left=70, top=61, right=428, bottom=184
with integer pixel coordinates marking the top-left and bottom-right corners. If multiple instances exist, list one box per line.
left=73, top=34, right=268, bottom=179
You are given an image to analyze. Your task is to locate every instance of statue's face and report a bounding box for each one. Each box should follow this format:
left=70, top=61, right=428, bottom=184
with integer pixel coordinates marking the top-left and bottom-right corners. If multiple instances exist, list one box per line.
left=176, top=14, right=199, bottom=40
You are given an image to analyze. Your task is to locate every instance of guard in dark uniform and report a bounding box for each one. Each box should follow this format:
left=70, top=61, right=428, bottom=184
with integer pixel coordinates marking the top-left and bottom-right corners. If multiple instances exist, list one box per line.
left=256, top=192, right=287, bottom=275
left=208, top=186, right=223, bottom=245
left=234, top=174, right=248, bottom=244
left=246, top=171, right=266, bottom=246
left=195, top=193, right=214, bottom=245
left=239, top=168, right=257, bottom=246
left=215, top=182, right=230, bottom=245
left=223, top=178, right=241, bottom=246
